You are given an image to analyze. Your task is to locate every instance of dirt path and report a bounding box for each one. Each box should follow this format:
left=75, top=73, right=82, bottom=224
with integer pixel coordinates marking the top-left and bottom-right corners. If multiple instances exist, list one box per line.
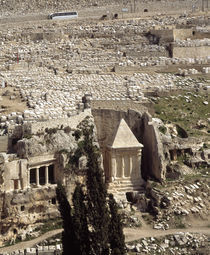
left=0, top=229, right=62, bottom=254
left=0, top=227, right=209, bottom=253
left=124, top=227, right=210, bottom=243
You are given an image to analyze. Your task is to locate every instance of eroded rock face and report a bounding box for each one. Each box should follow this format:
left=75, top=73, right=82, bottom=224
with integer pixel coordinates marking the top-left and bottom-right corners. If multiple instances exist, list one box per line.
left=0, top=186, right=58, bottom=241
left=17, top=129, right=77, bottom=158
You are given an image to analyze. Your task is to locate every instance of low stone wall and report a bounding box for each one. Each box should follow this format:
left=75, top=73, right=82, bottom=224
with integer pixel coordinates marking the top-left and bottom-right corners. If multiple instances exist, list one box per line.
left=0, top=245, right=62, bottom=255
left=173, top=29, right=194, bottom=41
left=0, top=136, right=8, bottom=153
left=193, top=30, right=210, bottom=40
left=150, top=28, right=195, bottom=43
left=24, top=109, right=91, bottom=135
left=172, top=45, right=210, bottom=58
left=91, top=100, right=147, bottom=113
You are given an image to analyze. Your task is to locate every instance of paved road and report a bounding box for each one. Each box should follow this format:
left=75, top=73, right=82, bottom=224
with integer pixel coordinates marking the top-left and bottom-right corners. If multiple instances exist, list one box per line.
left=0, top=227, right=209, bottom=253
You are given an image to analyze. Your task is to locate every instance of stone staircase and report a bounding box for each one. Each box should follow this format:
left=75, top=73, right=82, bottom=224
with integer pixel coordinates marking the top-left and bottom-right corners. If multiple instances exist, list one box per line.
left=107, top=178, right=145, bottom=194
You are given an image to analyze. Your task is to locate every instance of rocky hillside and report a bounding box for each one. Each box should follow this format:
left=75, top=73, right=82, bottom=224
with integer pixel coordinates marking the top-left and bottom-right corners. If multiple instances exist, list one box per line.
left=0, top=0, right=121, bottom=16
left=0, top=0, right=200, bottom=17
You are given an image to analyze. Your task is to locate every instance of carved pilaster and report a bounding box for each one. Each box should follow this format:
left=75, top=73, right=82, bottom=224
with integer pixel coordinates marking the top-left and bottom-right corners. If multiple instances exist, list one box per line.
left=36, top=167, right=40, bottom=186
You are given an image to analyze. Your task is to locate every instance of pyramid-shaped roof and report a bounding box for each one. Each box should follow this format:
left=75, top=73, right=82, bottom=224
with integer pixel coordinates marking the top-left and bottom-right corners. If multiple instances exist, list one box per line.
left=109, top=119, right=143, bottom=149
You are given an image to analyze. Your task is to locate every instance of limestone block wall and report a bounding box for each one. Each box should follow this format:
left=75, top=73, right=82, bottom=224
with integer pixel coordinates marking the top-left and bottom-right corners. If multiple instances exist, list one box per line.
left=193, top=31, right=210, bottom=40
left=172, top=45, right=210, bottom=58
left=150, top=29, right=194, bottom=43
left=3, top=159, right=28, bottom=192
left=173, top=29, right=194, bottom=41
left=25, top=109, right=91, bottom=135
left=91, top=100, right=147, bottom=115
left=0, top=136, right=8, bottom=153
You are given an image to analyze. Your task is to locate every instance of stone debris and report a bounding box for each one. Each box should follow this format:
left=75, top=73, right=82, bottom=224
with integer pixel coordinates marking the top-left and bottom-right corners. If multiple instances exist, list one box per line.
left=0, top=244, right=62, bottom=255
left=138, top=179, right=209, bottom=230
left=126, top=232, right=208, bottom=255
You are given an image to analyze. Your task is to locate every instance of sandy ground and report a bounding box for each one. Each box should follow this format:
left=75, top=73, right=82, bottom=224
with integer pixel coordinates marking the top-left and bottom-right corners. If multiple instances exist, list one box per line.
left=0, top=87, right=27, bottom=115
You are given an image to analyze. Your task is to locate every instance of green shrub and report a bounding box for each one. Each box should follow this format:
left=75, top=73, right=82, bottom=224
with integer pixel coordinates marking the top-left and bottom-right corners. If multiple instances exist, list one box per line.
left=23, top=133, right=32, bottom=139
left=45, top=128, right=58, bottom=135
left=158, top=125, right=167, bottom=134
left=73, top=129, right=82, bottom=140
left=176, top=125, right=188, bottom=138
left=64, top=126, right=71, bottom=134
left=173, top=215, right=186, bottom=229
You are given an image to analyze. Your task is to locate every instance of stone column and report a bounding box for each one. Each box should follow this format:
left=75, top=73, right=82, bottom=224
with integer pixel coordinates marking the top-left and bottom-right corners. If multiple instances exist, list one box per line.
left=135, top=149, right=141, bottom=178
left=45, top=165, right=49, bottom=185
left=111, top=155, right=116, bottom=181
left=122, top=156, right=125, bottom=178
left=28, top=169, right=31, bottom=187
left=129, top=156, right=133, bottom=177
left=36, top=167, right=40, bottom=186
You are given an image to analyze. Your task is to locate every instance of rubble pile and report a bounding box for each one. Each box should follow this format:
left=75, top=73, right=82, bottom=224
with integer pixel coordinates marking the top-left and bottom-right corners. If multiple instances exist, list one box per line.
left=126, top=232, right=209, bottom=255
left=146, top=179, right=210, bottom=230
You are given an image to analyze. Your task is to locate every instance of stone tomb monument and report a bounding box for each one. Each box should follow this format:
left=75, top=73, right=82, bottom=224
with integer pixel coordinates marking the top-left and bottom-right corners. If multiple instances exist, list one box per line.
left=104, top=119, right=144, bottom=192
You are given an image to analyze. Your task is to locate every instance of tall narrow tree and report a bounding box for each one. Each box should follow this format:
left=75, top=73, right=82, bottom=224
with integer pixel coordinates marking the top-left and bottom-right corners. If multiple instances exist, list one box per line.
left=108, top=194, right=126, bottom=255
left=72, top=183, right=91, bottom=255
left=83, top=124, right=110, bottom=255
left=56, top=183, right=80, bottom=255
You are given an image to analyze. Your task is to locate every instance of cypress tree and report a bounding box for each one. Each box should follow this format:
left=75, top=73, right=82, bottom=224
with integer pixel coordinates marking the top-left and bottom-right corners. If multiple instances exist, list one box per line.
left=72, top=183, right=91, bottom=255
left=57, top=118, right=127, bottom=255
left=108, top=194, right=126, bottom=255
left=56, top=183, right=80, bottom=255
left=83, top=124, right=110, bottom=255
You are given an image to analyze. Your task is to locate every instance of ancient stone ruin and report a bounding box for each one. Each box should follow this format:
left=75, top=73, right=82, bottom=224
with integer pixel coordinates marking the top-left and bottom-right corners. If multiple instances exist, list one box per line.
left=0, top=0, right=209, bottom=252
left=104, top=118, right=144, bottom=192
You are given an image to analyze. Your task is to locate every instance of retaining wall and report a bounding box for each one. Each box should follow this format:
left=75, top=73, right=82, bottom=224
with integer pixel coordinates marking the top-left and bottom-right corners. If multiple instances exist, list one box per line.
left=172, top=45, right=210, bottom=58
